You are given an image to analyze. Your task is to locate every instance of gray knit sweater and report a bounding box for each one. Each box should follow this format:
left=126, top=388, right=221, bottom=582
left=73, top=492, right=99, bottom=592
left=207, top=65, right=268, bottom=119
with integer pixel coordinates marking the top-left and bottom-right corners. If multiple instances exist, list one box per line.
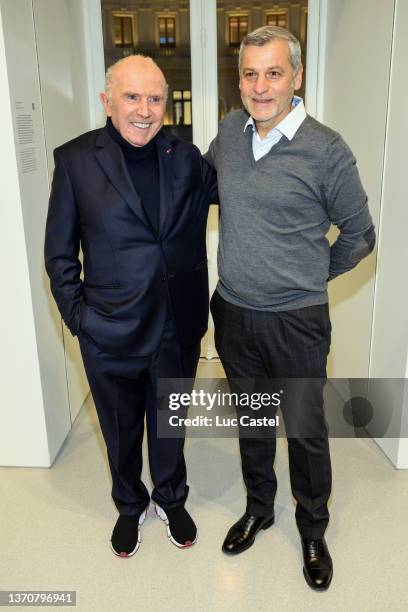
left=205, top=110, right=375, bottom=311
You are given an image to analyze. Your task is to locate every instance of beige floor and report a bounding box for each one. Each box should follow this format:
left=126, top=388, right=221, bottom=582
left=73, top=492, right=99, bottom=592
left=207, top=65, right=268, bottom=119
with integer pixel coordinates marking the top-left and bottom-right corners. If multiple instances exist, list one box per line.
left=2, top=360, right=408, bottom=612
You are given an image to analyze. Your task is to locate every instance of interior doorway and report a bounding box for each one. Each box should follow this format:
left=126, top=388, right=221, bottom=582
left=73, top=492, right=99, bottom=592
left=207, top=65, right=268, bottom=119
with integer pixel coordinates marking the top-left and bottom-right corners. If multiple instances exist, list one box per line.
left=97, top=0, right=318, bottom=359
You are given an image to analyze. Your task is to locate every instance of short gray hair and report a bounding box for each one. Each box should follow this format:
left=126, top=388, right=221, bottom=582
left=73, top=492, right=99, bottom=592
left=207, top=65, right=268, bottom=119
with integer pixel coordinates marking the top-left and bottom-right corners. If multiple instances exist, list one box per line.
left=238, top=25, right=302, bottom=74
left=105, top=54, right=169, bottom=102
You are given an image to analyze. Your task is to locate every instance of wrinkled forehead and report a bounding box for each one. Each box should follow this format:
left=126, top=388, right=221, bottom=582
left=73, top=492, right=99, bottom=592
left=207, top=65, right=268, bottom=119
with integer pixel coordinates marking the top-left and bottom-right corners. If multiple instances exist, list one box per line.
left=241, top=39, right=292, bottom=70
left=111, top=63, right=166, bottom=95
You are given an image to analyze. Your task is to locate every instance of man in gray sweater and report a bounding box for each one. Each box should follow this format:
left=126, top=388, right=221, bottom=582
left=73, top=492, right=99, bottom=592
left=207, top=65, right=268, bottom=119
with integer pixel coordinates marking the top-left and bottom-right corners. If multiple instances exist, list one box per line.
left=205, top=25, right=375, bottom=591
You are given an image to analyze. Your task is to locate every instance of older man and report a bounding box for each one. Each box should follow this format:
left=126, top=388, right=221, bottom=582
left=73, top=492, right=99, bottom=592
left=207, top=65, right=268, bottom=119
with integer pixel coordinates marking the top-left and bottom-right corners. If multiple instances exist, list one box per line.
left=206, top=26, right=375, bottom=590
left=45, top=55, right=217, bottom=557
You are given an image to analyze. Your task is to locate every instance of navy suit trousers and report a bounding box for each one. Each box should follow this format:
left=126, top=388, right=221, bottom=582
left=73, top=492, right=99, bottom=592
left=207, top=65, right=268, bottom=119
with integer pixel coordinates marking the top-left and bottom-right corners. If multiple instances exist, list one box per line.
left=78, top=316, right=200, bottom=516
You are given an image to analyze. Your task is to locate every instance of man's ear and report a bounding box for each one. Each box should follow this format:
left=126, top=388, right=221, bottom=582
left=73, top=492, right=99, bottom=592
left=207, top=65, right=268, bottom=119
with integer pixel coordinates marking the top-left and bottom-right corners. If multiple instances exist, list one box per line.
left=293, top=65, right=303, bottom=91
left=100, top=92, right=111, bottom=116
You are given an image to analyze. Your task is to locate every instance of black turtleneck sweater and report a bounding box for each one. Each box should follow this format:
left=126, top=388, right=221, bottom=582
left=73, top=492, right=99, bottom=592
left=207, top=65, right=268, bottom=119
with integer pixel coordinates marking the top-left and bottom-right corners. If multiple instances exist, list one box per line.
left=107, top=118, right=160, bottom=233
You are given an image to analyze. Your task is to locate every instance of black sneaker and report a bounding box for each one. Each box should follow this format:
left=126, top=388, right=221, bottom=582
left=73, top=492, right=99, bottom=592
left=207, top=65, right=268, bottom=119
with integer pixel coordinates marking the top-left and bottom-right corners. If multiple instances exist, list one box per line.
left=155, top=504, right=197, bottom=548
left=110, top=507, right=148, bottom=557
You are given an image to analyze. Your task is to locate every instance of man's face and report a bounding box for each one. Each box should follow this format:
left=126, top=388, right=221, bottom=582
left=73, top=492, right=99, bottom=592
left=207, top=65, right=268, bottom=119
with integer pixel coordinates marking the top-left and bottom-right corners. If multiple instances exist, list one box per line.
left=100, top=57, right=167, bottom=147
left=239, top=39, right=303, bottom=137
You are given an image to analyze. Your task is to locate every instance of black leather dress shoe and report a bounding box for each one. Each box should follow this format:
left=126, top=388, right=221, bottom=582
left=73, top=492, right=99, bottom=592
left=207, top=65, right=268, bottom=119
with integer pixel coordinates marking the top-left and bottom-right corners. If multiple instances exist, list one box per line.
left=301, top=537, right=333, bottom=590
left=222, top=512, right=275, bottom=555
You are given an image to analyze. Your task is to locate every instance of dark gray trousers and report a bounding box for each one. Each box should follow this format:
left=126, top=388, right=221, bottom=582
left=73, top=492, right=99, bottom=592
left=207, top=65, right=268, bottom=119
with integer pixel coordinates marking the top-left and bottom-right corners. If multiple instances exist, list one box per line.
left=210, top=290, right=332, bottom=539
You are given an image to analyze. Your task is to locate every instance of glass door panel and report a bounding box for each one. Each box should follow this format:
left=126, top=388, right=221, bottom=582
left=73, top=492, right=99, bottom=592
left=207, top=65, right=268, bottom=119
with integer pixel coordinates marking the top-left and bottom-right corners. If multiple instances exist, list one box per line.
left=216, top=0, right=308, bottom=120
left=100, top=0, right=193, bottom=142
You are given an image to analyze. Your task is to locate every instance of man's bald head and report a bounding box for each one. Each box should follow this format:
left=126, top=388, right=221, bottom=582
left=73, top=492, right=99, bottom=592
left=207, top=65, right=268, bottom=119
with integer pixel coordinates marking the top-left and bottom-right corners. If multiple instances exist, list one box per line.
left=100, top=54, right=168, bottom=147
left=105, top=55, right=168, bottom=103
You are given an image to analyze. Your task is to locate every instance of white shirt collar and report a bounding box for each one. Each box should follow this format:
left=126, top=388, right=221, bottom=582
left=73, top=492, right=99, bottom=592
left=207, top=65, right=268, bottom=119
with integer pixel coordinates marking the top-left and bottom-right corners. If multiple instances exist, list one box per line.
left=243, top=96, right=306, bottom=141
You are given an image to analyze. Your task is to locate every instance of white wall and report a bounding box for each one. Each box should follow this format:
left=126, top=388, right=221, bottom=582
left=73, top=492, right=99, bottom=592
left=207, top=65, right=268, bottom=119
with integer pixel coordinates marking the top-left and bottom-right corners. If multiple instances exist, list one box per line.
left=367, top=0, right=408, bottom=467
left=318, top=0, right=394, bottom=378
left=0, top=0, right=68, bottom=466
left=320, top=0, right=407, bottom=467
left=34, top=0, right=105, bottom=424
left=33, top=0, right=105, bottom=424
left=0, top=8, right=49, bottom=465
left=0, top=0, right=104, bottom=466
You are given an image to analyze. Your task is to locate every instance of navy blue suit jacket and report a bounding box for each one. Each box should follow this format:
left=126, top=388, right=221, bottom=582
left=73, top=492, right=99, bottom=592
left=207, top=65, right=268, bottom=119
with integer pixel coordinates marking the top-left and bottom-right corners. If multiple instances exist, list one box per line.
left=44, top=126, right=217, bottom=357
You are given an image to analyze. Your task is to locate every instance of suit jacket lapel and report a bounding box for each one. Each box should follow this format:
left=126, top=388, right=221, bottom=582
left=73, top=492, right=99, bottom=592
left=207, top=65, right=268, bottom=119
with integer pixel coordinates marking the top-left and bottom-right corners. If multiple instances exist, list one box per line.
left=94, top=127, right=150, bottom=228
left=156, top=131, right=175, bottom=236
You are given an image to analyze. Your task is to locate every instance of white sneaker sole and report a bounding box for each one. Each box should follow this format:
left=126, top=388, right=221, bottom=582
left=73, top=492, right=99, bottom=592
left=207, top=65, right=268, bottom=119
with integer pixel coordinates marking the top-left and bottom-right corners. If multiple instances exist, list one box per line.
left=154, top=504, right=197, bottom=548
left=111, top=507, right=148, bottom=558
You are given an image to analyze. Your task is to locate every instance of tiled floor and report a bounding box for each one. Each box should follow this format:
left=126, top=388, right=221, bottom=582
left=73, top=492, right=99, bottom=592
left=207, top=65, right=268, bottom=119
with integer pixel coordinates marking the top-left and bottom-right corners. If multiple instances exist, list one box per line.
left=1, top=360, right=408, bottom=611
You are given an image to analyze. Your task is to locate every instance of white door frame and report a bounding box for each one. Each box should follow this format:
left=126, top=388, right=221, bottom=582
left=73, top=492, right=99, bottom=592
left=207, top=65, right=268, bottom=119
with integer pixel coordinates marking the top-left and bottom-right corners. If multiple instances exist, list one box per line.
left=81, top=0, right=106, bottom=129
left=305, top=0, right=325, bottom=121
